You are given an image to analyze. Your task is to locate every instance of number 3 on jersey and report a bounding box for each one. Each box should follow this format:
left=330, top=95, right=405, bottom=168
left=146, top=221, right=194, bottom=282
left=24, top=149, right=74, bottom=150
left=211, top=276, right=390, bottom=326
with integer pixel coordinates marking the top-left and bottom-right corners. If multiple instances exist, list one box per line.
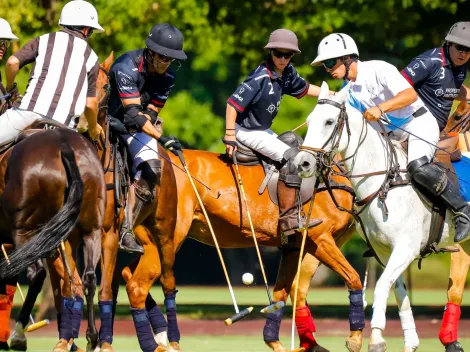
left=440, top=67, right=445, bottom=80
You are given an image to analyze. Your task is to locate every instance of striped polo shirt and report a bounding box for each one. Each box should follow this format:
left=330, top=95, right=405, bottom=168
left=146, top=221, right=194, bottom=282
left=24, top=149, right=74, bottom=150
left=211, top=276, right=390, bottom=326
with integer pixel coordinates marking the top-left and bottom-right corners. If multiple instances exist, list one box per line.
left=14, top=28, right=99, bottom=126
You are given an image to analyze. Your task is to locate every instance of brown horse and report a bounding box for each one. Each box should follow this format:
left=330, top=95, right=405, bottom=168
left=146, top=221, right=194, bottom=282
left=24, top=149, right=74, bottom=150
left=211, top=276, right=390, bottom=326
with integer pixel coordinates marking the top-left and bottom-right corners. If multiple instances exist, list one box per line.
left=94, top=53, right=361, bottom=352
left=435, top=102, right=470, bottom=352
left=138, top=149, right=361, bottom=352
left=0, top=124, right=105, bottom=352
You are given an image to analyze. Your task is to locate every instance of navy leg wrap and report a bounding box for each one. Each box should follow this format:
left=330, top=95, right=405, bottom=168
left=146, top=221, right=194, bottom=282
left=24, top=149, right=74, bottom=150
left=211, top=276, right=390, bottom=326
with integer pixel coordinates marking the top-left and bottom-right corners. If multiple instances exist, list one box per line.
left=164, top=291, right=180, bottom=343
left=72, top=296, right=83, bottom=338
left=131, top=308, right=158, bottom=352
left=146, top=294, right=167, bottom=334
left=99, top=300, right=114, bottom=345
left=59, top=297, right=74, bottom=341
left=349, top=290, right=365, bottom=331
left=263, top=305, right=285, bottom=342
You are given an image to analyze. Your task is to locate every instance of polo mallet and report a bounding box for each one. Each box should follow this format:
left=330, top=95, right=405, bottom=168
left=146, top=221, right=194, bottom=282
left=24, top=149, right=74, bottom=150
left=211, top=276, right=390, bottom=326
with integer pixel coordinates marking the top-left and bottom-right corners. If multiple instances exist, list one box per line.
left=176, top=150, right=253, bottom=325
left=291, top=179, right=320, bottom=350
left=1, top=245, right=50, bottom=332
left=232, top=154, right=284, bottom=314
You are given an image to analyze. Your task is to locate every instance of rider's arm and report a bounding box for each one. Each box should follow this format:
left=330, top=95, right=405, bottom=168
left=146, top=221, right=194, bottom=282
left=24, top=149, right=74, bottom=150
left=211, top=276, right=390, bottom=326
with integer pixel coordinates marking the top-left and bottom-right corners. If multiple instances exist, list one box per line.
left=400, top=56, right=432, bottom=88
left=456, top=84, right=470, bottom=101
left=6, top=37, right=39, bottom=90
left=84, top=62, right=100, bottom=131
left=306, top=84, right=337, bottom=97
left=225, top=104, right=237, bottom=132
left=378, top=88, right=418, bottom=113
left=379, top=62, right=418, bottom=113
left=122, top=98, right=162, bottom=140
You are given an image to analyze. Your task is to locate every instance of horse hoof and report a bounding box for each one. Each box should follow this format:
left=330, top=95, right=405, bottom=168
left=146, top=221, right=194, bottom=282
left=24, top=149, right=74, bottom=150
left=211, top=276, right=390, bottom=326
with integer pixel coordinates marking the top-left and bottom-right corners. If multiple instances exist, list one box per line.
left=168, top=342, right=182, bottom=351
left=313, top=344, right=330, bottom=352
left=368, top=342, right=387, bottom=352
left=345, top=340, right=362, bottom=352
left=52, top=339, right=69, bottom=352
left=10, top=336, right=27, bottom=351
left=445, top=341, right=464, bottom=352
left=100, top=342, right=115, bottom=352
left=155, top=346, right=169, bottom=352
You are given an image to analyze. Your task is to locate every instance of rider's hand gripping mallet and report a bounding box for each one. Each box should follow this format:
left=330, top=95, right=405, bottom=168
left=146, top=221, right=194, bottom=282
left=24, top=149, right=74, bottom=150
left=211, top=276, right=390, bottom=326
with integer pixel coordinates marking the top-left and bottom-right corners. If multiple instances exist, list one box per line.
left=232, top=154, right=285, bottom=314
left=1, top=245, right=50, bottom=332
left=176, top=151, right=253, bottom=325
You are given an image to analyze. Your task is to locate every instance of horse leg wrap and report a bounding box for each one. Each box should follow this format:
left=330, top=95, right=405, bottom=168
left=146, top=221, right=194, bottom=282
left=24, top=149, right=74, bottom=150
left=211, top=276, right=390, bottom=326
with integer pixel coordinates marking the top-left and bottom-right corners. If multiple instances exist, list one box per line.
left=295, top=305, right=318, bottom=349
left=99, top=300, right=114, bottom=345
left=164, top=291, right=180, bottom=342
left=131, top=308, right=158, bottom=352
left=59, top=297, right=75, bottom=341
left=263, top=304, right=285, bottom=342
left=399, top=310, right=419, bottom=348
left=439, top=303, right=461, bottom=345
left=349, top=290, right=365, bottom=331
left=72, top=296, right=83, bottom=338
left=146, top=294, right=167, bottom=334
left=0, top=285, right=16, bottom=342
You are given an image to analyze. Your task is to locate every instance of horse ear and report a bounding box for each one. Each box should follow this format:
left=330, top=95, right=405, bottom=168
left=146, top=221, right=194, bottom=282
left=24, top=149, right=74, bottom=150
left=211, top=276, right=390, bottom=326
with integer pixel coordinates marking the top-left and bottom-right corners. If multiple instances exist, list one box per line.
left=335, top=82, right=350, bottom=103
left=318, top=81, right=329, bottom=100
left=103, top=51, right=114, bottom=71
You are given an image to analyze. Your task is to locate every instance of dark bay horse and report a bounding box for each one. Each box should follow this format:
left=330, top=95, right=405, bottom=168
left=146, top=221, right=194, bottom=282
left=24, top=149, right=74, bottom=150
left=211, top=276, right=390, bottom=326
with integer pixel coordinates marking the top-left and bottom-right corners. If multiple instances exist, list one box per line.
left=0, top=125, right=105, bottom=352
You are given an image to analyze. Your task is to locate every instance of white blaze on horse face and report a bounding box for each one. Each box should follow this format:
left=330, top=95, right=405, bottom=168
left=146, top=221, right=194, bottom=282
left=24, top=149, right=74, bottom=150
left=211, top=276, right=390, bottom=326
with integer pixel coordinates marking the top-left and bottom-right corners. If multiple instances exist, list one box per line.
left=295, top=82, right=350, bottom=178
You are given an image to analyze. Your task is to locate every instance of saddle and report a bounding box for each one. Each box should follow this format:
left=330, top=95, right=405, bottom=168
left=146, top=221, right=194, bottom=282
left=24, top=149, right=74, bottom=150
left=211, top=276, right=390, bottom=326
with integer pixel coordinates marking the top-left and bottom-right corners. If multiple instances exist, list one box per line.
left=232, top=131, right=354, bottom=206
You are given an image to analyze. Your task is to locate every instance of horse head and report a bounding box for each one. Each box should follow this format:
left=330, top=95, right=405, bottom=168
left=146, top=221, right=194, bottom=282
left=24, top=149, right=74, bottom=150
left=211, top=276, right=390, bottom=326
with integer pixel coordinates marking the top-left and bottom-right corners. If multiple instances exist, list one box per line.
left=293, top=81, right=350, bottom=179
left=445, top=100, right=470, bottom=133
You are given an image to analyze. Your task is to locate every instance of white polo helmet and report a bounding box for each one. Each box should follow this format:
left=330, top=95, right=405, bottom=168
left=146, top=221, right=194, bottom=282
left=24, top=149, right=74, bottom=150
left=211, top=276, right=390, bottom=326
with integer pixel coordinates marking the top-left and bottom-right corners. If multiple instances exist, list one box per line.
left=311, top=33, right=359, bottom=66
left=0, top=18, right=19, bottom=40
left=59, top=0, right=104, bottom=33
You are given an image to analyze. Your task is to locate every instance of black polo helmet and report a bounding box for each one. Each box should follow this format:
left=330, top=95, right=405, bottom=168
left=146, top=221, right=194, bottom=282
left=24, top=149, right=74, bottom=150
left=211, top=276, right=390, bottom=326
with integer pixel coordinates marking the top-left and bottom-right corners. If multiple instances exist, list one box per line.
left=145, top=23, right=187, bottom=60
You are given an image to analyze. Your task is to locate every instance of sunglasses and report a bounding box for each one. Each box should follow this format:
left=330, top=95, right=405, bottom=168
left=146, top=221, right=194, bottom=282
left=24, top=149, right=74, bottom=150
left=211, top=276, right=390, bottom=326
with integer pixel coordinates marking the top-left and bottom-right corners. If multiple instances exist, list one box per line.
left=454, top=44, right=470, bottom=53
left=271, top=49, right=294, bottom=59
left=0, top=40, right=11, bottom=49
left=322, top=58, right=338, bottom=69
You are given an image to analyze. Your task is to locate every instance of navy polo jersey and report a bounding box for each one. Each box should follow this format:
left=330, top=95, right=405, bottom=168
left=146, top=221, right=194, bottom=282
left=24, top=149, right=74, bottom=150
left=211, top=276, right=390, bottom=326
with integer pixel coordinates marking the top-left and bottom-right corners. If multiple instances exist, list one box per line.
left=108, top=49, right=175, bottom=120
left=228, top=59, right=309, bottom=130
left=401, top=46, right=467, bottom=131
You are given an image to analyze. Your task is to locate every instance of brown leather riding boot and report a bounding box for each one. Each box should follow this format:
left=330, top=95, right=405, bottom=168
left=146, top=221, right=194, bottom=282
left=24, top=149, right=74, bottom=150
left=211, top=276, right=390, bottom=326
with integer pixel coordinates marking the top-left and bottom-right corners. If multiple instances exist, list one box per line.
left=277, top=179, right=322, bottom=237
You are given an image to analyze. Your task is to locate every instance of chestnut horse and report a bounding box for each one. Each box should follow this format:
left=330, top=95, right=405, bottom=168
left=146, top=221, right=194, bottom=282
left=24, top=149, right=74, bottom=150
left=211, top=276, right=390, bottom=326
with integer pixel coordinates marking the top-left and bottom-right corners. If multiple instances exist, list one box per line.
left=0, top=125, right=105, bottom=352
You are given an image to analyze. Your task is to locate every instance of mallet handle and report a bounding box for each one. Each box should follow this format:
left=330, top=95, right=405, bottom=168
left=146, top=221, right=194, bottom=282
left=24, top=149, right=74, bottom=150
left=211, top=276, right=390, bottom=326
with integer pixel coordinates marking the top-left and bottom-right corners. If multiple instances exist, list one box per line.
left=224, top=306, right=253, bottom=326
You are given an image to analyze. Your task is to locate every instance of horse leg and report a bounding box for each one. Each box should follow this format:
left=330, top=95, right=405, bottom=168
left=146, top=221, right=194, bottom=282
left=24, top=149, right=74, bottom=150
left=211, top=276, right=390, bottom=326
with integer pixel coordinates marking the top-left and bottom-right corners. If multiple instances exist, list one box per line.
left=306, top=234, right=363, bottom=352
left=123, top=226, right=165, bottom=352
left=262, top=248, right=304, bottom=352
left=393, top=274, right=419, bottom=352
left=439, top=244, right=470, bottom=352
left=99, top=228, right=119, bottom=352
left=10, top=260, right=46, bottom=352
left=82, top=229, right=101, bottom=352
left=0, top=276, right=18, bottom=351
left=369, top=246, right=415, bottom=352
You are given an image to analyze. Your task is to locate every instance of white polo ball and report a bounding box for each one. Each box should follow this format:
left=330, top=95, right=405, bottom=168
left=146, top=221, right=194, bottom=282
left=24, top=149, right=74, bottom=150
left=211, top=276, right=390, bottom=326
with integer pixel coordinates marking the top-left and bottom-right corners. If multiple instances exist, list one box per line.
left=242, top=272, right=254, bottom=285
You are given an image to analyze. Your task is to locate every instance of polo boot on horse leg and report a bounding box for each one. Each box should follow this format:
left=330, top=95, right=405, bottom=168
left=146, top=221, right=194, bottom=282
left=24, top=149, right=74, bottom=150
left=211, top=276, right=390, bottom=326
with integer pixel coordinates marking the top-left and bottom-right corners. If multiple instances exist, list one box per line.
left=408, top=156, right=470, bottom=243
left=119, top=159, right=161, bottom=254
left=278, top=150, right=322, bottom=241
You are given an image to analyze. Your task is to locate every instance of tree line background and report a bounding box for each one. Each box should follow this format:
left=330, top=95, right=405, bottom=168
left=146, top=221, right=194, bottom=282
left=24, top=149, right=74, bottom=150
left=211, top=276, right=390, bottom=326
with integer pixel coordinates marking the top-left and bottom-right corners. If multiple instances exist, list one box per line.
left=1, top=0, right=469, bottom=287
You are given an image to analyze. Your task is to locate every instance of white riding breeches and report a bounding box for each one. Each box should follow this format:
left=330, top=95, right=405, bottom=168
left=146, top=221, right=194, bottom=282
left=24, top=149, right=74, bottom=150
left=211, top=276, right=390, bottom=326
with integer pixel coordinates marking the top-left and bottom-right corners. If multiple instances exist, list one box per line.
left=235, top=124, right=289, bottom=162
left=389, top=110, right=439, bottom=164
left=0, top=108, right=43, bottom=146
left=123, top=131, right=159, bottom=168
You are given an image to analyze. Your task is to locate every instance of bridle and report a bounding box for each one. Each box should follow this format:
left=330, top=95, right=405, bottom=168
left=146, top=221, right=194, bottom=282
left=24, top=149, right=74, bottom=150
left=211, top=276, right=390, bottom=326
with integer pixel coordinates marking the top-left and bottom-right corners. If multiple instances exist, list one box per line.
left=299, top=98, right=409, bottom=266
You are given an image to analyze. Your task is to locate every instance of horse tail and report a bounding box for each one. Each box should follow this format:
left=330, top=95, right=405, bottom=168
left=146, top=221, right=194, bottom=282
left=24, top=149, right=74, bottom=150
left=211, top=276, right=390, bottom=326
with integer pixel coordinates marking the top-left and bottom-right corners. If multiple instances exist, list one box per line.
left=0, top=144, right=84, bottom=278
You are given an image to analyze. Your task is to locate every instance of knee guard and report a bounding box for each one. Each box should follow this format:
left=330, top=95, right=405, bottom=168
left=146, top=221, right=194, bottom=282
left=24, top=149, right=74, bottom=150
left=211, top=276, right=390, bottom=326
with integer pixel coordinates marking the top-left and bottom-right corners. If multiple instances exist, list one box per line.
left=407, top=156, right=447, bottom=196
left=279, top=147, right=302, bottom=187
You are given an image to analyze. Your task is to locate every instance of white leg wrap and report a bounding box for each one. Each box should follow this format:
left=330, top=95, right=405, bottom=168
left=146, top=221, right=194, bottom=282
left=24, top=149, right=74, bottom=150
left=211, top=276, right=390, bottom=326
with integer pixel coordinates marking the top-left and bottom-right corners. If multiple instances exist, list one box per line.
left=399, top=310, right=419, bottom=349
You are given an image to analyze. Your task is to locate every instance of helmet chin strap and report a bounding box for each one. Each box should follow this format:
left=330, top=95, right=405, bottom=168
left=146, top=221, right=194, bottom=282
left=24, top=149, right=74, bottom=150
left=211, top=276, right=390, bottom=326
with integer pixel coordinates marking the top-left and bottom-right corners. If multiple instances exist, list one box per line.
left=147, top=50, right=171, bottom=72
left=342, top=56, right=357, bottom=81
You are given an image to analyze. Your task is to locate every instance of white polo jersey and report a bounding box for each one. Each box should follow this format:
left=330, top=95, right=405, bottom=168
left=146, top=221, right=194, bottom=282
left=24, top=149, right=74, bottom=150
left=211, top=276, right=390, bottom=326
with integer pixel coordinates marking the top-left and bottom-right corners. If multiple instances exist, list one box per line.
left=346, top=60, right=425, bottom=130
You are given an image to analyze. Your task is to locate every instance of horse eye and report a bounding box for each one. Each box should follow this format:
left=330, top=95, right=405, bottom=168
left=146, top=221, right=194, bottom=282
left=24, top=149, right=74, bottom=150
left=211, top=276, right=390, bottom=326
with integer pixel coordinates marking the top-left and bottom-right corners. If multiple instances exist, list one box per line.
left=325, top=119, right=334, bottom=126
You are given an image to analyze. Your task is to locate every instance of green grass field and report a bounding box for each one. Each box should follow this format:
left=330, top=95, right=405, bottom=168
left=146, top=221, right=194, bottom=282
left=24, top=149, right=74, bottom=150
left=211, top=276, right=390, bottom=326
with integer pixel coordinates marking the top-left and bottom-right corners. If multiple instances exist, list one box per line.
left=23, top=336, right=470, bottom=352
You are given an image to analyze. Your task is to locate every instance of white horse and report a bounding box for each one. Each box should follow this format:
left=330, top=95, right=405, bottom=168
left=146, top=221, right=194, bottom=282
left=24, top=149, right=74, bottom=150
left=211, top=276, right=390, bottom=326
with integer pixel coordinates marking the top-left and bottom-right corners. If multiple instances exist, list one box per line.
left=293, top=81, right=470, bottom=352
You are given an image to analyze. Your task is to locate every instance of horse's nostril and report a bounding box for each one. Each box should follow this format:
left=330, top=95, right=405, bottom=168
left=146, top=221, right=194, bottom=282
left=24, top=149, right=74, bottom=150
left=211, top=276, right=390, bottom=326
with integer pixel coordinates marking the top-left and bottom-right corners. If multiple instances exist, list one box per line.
left=301, top=161, right=311, bottom=170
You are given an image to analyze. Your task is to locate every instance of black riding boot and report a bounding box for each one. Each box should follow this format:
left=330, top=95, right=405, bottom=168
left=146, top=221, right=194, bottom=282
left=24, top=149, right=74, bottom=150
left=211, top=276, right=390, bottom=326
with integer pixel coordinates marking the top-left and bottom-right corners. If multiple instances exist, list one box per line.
left=408, top=156, right=470, bottom=243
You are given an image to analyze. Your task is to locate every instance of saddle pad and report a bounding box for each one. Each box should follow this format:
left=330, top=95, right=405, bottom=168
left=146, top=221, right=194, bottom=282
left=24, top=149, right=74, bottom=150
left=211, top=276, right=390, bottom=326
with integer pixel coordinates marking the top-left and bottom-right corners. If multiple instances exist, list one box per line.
left=452, top=154, right=470, bottom=202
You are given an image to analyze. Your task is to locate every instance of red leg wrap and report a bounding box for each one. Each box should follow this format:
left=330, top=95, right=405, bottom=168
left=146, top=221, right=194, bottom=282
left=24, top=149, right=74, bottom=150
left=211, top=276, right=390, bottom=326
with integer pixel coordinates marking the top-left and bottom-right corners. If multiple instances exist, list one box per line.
left=439, top=302, right=461, bottom=346
left=0, top=285, right=16, bottom=342
left=295, top=305, right=317, bottom=350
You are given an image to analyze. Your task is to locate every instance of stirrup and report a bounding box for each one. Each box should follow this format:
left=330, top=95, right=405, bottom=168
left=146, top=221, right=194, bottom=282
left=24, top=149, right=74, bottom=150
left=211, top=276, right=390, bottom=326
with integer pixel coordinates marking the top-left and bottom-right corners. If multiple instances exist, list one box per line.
left=118, top=229, right=144, bottom=255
